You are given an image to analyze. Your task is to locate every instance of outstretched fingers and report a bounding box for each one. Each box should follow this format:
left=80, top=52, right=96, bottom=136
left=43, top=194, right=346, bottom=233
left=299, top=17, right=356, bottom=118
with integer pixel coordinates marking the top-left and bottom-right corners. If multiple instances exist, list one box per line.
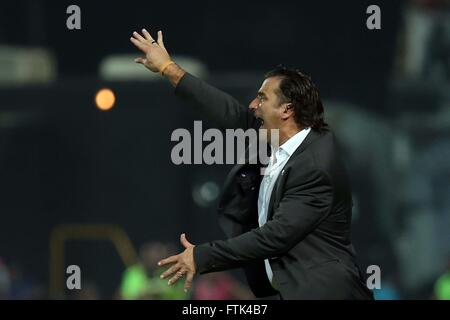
left=132, top=31, right=146, bottom=42
left=130, top=37, right=147, bottom=52
left=157, top=30, right=165, bottom=48
left=158, top=254, right=178, bottom=267
left=142, top=28, right=155, bottom=42
left=160, top=263, right=181, bottom=280
left=184, top=272, right=194, bottom=292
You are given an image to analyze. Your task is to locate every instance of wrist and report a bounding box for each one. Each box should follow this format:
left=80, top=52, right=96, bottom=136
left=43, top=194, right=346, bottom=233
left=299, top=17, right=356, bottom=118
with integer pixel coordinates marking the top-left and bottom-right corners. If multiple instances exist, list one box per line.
left=159, top=60, right=175, bottom=75
left=162, top=62, right=186, bottom=87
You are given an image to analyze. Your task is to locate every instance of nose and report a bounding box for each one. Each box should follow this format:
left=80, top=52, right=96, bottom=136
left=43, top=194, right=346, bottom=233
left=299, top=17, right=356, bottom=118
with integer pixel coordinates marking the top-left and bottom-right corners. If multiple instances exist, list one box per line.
left=249, top=98, right=259, bottom=111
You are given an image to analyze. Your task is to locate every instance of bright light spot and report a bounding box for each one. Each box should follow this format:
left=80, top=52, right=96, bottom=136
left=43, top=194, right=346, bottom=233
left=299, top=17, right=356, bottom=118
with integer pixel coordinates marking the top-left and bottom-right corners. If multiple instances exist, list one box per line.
left=95, top=88, right=116, bottom=111
left=192, top=181, right=220, bottom=208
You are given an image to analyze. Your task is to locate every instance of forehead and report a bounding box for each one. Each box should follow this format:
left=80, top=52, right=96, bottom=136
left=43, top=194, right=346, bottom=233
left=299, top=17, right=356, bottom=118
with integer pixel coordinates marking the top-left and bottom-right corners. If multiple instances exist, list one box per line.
left=258, top=77, right=282, bottom=95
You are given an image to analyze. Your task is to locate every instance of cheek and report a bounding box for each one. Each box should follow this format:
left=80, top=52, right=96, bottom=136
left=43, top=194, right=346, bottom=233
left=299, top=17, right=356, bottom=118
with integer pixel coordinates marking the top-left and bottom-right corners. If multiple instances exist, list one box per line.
left=265, top=106, right=279, bottom=121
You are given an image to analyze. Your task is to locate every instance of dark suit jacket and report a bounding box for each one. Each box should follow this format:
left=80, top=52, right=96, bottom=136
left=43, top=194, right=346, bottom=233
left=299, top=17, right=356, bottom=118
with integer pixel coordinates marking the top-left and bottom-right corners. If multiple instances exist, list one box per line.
left=175, top=73, right=374, bottom=300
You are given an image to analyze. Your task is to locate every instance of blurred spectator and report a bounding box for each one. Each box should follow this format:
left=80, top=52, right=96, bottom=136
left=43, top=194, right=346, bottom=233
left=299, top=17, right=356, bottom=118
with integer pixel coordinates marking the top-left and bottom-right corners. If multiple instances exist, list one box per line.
left=192, top=272, right=254, bottom=300
left=396, top=0, right=450, bottom=81
left=120, top=242, right=188, bottom=300
left=8, top=263, right=45, bottom=299
left=434, top=261, right=450, bottom=300
left=0, top=260, right=45, bottom=299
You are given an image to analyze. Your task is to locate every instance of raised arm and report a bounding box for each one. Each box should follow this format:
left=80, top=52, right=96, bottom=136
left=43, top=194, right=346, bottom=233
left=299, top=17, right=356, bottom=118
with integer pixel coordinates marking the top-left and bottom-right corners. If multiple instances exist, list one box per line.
left=130, top=29, right=256, bottom=130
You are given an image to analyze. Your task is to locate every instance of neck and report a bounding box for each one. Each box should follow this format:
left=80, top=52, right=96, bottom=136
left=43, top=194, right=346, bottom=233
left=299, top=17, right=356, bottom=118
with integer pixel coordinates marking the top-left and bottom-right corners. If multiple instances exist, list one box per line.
left=277, top=123, right=304, bottom=146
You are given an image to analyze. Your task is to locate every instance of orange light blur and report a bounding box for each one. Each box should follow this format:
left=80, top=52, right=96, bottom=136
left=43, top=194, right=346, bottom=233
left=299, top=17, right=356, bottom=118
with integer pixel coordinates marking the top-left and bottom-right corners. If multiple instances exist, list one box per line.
left=95, top=88, right=116, bottom=111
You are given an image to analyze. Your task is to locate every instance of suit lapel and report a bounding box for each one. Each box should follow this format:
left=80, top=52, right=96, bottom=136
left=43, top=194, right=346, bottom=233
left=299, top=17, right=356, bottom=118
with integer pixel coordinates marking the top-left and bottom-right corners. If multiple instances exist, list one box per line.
left=266, top=129, right=322, bottom=220
left=288, top=128, right=320, bottom=159
left=267, top=166, right=290, bottom=219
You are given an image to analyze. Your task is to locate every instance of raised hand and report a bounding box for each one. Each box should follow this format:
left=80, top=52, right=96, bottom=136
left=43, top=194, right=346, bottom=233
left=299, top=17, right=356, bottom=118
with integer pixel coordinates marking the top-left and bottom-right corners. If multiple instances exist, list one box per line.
left=158, top=233, right=197, bottom=293
left=130, top=29, right=171, bottom=73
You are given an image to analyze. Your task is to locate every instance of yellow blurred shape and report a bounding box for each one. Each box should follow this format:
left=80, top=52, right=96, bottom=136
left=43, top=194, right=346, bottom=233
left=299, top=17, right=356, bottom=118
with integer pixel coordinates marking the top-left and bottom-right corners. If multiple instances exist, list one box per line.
left=95, top=88, right=116, bottom=111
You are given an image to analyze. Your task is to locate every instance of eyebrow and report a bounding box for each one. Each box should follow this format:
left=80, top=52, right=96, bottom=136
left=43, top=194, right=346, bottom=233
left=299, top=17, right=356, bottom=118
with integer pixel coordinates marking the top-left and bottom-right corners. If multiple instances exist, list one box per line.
left=257, top=91, right=267, bottom=98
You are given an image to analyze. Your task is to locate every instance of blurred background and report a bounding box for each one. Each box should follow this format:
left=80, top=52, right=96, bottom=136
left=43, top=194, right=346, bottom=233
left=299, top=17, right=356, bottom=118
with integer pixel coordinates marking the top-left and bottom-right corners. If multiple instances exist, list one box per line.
left=0, top=0, right=449, bottom=300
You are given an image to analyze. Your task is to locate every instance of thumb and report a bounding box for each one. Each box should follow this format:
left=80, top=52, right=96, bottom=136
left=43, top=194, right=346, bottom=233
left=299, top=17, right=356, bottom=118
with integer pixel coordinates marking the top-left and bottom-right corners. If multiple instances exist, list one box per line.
left=157, top=30, right=166, bottom=49
left=134, top=57, right=146, bottom=64
left=180, top=233, right=192, bottom=248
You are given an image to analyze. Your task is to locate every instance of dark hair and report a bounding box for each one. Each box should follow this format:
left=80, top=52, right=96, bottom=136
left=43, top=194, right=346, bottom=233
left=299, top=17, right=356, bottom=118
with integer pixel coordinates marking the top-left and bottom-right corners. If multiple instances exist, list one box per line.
left=265, top=65, right=328, bottom=132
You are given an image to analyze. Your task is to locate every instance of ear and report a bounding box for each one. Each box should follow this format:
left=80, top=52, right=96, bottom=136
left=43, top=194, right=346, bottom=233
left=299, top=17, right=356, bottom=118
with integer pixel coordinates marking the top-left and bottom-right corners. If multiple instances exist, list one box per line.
left=281, top=103, right=294, bottom=120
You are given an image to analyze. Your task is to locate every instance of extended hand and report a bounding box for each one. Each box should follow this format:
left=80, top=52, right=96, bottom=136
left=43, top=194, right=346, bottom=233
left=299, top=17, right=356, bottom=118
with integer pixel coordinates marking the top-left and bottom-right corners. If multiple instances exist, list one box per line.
left=158, top=233, right=197, bottom=292
left=130, top=29, right=171, bottom=73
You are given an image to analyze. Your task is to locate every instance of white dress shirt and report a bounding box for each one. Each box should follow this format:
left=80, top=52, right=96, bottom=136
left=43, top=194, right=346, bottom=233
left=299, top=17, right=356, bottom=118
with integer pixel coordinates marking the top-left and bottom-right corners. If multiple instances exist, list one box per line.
left=257, top=127, right=311, bottom=283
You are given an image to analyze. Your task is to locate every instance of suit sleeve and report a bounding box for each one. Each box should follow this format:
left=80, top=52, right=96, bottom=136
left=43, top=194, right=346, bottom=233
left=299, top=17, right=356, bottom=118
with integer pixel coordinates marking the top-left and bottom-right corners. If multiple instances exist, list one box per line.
left=193, top=169, right=334, bottom=274
left=174, top=72, right=256, bottom=130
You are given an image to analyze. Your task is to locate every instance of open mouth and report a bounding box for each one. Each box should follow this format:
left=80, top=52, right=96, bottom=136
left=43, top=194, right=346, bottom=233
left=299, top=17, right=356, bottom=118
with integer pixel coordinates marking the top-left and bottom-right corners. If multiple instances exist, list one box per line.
left=256, top=117, right=264, bottom=126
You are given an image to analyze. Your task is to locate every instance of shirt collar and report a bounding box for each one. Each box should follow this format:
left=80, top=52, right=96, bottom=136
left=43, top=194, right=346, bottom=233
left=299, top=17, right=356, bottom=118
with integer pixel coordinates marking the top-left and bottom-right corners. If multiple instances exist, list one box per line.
left=278, top=127, right=311, bottom=157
